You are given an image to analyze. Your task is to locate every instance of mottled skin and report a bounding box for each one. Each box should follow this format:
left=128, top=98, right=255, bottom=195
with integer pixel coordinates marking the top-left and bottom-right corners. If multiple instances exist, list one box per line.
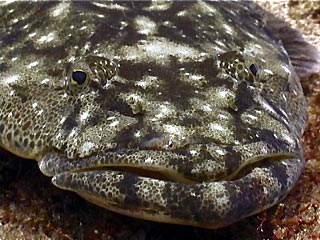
left=0, top=1, right=307, bottom=228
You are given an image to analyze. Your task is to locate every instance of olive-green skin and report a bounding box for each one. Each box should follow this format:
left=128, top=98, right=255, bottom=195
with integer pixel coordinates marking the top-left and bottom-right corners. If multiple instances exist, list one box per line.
left=0, top=1, right=307, bottom=228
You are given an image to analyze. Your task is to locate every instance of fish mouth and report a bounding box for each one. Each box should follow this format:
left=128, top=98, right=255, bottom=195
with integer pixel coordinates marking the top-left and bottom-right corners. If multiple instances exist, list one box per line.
left=47, top=152, right=304, bottom=229
left=40, top=146, right=301, bottom=228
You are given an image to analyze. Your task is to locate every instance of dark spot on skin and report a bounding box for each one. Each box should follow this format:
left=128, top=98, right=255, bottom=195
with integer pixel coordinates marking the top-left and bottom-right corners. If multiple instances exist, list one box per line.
left=62, top=102, right=82, bottom=131
left=23, top=138, right=29, bottom=147
left=232, top=116, right=255, bottom=144
left=22, top=121, right=31, bottom=131
left=14, top=140, right=20, bottom=148
left=167, top=154, right=195, bottom=178
left=86, top=114, right=100, bottom=128
left=121, top=24, right=145, bottom=46
left=0, top=62, right=8, bottom=72
left=29, top=141, right=35, bottom=149
left=7, top=132, right=12, bottom=142
left=181, top=116, right=203, bottom=128
left=235, top=81, right=256, bottom=113
left=11, top=85, right=37, bottom=102
left=163, top=183, right=216, bottom=224
left=116, top=173, right=143, bottom=207
left=180, top=186, right=205, bottom=223
left=35, top=131, right=41, bottom=139
left=224, top=178, right=259, bottom=220
left=258, top=129, right=291, bottom=151
left=201, top=58, right=233, bottom=89
left=0, top=124, right=4, bottom=134
left=224, top=148, right=242, bottom=176
left=37, top=140, right=43, bottom=148
left=118, top=58, right=199, bottom=110
left=64, top=174, right=75, bottom=189
left=63, top=115, right=78, bottom=130
left=95, top=87, right=135, bottom=117
left=267, top=160, right=292, bottom=200
left=13, top=129, right=19, bottom=137
left=158, top=3, right=199, bottom=46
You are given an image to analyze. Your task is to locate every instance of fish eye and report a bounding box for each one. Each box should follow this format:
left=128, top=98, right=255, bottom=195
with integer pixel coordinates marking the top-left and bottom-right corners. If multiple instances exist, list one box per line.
left=72, top=70, right=87, bottom=85
left=249, top=63, right=258, bottom=76
left=65, top=60, right=91, bottom=95
left=64, top=56, right=118, bottom=95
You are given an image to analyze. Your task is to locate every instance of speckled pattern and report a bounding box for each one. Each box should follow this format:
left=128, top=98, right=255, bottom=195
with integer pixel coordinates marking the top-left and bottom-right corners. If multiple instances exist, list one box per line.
left=0, top=1, right=307, bottom=228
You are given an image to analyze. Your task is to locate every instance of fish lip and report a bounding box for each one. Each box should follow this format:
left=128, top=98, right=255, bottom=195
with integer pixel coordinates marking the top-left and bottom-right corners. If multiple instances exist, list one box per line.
left=39, top=149, right=196, bottom=183
left=54, top=165, right=194, bottom=184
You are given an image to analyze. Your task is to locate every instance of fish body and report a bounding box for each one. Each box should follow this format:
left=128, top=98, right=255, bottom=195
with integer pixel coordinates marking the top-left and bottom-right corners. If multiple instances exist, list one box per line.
left=0, top=1, right=309, bottom=228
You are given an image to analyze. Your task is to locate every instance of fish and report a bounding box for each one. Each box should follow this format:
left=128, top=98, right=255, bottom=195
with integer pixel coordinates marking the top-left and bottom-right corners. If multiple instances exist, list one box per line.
left=0, top=1, right=317, bottom=228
